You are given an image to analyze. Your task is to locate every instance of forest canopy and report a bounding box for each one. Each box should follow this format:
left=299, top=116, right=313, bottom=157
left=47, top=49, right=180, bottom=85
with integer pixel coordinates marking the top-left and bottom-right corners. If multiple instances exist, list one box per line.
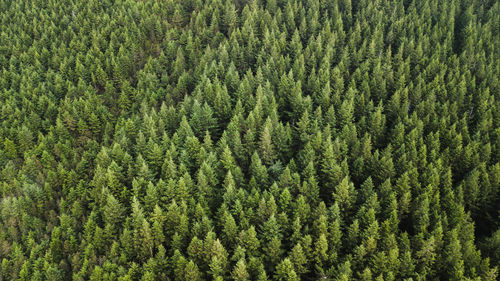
left=0, top=0, right=499, bottom=280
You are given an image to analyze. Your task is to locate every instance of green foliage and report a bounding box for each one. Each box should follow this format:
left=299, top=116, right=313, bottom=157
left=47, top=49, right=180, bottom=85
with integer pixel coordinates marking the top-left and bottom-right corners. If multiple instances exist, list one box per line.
left=0, top=0, right=498, bottom=280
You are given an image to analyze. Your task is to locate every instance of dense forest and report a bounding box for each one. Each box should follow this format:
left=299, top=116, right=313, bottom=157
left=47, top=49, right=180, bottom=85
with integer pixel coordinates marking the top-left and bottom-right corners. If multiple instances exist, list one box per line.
left=0, top=0, right=499, bottom=280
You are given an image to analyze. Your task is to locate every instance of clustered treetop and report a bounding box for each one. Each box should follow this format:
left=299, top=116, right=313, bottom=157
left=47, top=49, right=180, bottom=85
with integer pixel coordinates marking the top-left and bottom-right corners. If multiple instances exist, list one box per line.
left=0, top=0, right=498, bottom=280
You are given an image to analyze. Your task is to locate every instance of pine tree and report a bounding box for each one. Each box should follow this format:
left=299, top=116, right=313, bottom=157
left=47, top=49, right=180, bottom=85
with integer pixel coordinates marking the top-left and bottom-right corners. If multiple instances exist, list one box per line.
left=275, top=258, right=299, bottom=281
left=259, top=118, right=276, bottom=165
left=232, top=259, right=250, bottom=281
left=209, top=239, right=229, bottom=279
left=103, top=193, right=124, bottom=233
left=184, top=260, right=202, bottom=281
left=443, top=228, right=465, bottom=281
left=333, top=177, right=356, bottom=215
left=289, top=243, right=308, bottom=276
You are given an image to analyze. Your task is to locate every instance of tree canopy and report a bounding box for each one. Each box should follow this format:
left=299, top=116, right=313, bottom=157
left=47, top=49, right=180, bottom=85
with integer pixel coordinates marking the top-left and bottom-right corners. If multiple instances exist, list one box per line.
left=0, top=0, right=498, bottom=280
